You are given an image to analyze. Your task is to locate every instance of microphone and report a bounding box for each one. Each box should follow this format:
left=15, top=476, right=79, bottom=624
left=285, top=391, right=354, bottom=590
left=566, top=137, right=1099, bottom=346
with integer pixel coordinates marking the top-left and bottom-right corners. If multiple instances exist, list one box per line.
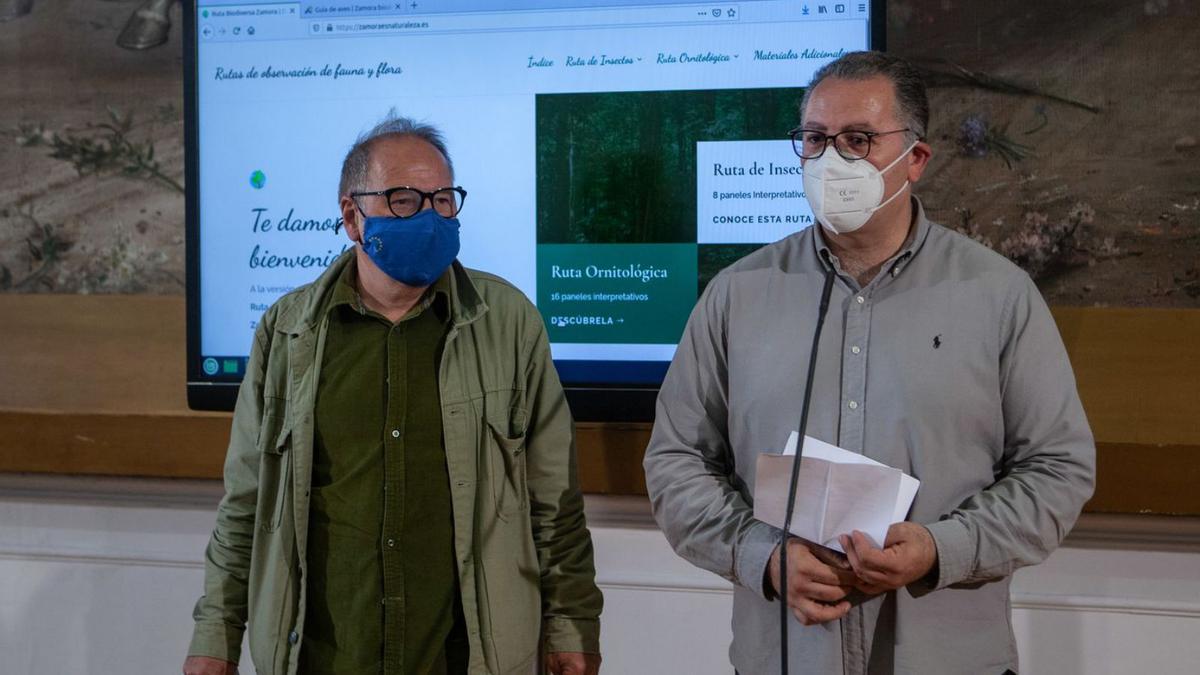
left=779, top=264, right=836, bottom=675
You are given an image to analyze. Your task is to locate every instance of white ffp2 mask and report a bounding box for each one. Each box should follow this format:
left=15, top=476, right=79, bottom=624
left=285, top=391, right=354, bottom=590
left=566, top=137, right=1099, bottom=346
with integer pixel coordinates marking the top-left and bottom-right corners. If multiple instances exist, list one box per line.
left=802, top=141, right=917, bottom=235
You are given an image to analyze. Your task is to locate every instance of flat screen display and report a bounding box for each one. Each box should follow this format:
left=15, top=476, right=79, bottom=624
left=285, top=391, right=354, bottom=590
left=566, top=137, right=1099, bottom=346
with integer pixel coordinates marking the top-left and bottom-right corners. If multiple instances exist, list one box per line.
left=185, top=0, right=884, bottom=416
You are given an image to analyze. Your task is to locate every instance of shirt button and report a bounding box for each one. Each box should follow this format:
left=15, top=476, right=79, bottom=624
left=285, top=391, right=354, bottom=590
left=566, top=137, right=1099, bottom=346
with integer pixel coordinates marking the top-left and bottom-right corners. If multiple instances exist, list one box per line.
left=387, top=538, right=396, bottom=548
left=391, top=429, right=400, bottom=438
left=848, top=400, right=859, bottom=410
left=288, top=631, right=299, bottom=645
left=856, top=295, right=865, bottom=304
left=851, top=346, right=861, bottom=354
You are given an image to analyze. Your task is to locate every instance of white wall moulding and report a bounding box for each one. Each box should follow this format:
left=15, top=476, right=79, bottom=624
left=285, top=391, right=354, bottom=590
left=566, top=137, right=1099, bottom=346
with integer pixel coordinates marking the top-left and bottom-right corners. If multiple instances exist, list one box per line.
left=2, top=475, right=1199, bottom=675
left=3, top=475, right=1200, bottom=550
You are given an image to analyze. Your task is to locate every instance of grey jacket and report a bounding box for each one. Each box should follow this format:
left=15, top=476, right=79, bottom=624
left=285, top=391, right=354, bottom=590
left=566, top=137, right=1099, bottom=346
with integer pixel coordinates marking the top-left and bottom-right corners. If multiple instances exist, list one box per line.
left=644, top=200, right=1095, bottom=674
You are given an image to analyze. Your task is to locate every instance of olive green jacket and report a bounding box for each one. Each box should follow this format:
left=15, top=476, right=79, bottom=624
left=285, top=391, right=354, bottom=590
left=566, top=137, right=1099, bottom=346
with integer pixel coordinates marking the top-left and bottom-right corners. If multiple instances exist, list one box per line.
left=188, top=252, right=602, bottom=674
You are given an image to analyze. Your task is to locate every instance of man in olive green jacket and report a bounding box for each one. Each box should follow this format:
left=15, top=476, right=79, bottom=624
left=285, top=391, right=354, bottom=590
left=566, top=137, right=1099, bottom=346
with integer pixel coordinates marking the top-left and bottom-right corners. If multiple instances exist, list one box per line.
left=184, top=116, right=602, bottom=675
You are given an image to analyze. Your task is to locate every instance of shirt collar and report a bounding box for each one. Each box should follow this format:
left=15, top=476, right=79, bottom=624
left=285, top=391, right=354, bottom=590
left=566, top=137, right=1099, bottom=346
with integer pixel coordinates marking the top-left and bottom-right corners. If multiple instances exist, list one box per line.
left=277, top=251, right=489, bottom=335
left=811, top=195, right=933, bottom=280
left=329, top=258, right=452, bottom=324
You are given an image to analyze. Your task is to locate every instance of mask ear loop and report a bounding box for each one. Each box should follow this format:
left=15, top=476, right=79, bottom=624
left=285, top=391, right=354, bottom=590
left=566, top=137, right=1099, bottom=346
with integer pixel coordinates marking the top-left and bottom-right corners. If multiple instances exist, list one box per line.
left=347, top=196, right=370, bottom=247
left=866, top=140, right=920, bottom=214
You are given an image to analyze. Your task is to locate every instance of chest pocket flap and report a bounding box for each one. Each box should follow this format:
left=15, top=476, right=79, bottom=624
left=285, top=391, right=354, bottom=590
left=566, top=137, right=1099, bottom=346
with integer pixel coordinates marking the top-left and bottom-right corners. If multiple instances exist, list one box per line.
left=485, top=404, right=528, bottom=520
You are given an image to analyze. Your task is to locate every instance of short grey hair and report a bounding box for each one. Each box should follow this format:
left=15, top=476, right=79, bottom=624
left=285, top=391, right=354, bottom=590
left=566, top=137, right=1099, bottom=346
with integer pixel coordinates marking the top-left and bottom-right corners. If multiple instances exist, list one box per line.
left=338, top=111, right=455, bottom=198
left=799, top=51, right=929, bottom=143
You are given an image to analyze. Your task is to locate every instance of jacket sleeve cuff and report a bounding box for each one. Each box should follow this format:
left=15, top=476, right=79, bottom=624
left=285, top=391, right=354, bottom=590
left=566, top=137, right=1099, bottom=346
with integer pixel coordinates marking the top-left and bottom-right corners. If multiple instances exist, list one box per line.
left=187, top=622, right=244, bottom=664
left=542, top=616, right=601, bottom=655
left=925, top=518, right=974, bottom=590
left=736, top=520, right=783, bottom=600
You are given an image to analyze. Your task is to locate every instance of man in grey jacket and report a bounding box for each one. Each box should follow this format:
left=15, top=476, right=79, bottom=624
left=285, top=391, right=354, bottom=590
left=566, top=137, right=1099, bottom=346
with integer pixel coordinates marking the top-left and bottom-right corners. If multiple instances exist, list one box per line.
left=643, top=52, right=1095, bottom=674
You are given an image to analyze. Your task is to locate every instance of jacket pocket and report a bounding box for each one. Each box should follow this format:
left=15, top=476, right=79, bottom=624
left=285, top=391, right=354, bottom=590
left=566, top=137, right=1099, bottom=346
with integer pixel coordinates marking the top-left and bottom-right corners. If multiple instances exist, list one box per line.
left=258, top=421, right=292, bottom=533
left=486, top=416, right=528, bottom=520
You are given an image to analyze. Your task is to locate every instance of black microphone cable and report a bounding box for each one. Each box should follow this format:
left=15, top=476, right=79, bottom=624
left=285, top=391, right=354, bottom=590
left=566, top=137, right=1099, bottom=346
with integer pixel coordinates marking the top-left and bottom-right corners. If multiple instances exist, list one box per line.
left=778, top=264, right=836, bottom=675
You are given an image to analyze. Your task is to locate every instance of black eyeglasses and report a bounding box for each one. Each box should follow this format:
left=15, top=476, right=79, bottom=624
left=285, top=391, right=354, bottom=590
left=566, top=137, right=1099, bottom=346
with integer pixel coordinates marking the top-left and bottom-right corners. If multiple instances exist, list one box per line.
left=350, top=186, right=468, bottom=218
left=788, top=128, right=911, bottom=160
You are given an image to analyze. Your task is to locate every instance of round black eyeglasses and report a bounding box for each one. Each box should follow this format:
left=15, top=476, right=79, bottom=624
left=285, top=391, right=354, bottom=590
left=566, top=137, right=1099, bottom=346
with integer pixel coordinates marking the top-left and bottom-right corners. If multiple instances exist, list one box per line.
left=788, top=128, right=911, bottom=160
left=350, top=186, right=468, bottom=218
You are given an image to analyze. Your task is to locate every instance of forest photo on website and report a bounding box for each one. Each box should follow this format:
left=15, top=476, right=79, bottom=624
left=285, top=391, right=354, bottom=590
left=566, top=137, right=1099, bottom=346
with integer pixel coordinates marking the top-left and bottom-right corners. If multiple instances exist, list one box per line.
left=535, top=87, right=805, bottom=346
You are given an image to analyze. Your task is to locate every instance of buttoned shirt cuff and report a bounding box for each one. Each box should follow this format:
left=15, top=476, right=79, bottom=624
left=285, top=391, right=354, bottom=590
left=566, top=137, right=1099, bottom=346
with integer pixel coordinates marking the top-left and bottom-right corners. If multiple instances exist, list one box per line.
left=187, top=622, right=244, bottom=664
left=542, top=616, right=601, bottom=655
left=924, top=518, right=974, bottom=590
left=736, top=520, right=784, bottom=600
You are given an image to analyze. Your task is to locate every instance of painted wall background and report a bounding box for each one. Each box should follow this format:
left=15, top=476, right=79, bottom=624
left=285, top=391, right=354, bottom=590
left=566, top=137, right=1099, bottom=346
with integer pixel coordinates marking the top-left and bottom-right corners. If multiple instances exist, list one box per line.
left=1, top=0, right=184, bottom=294
left=1, top=0, right=1197, bottom=304
left=892, top=0, right=1200, bottom=307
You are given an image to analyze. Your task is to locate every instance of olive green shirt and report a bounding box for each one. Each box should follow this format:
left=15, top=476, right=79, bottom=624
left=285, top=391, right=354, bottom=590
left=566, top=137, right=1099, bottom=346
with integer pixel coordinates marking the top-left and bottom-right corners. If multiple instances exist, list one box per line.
left=300, top=261, right=466, bottom=675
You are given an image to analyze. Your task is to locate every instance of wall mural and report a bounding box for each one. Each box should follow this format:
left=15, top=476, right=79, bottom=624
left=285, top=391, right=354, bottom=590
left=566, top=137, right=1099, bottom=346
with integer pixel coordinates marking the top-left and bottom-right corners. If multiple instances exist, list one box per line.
left=0, top=0, right=184, bottom=294
left=1, top=0, right=1196, bottom=306
left=893, top=0, right=1199, bottom=307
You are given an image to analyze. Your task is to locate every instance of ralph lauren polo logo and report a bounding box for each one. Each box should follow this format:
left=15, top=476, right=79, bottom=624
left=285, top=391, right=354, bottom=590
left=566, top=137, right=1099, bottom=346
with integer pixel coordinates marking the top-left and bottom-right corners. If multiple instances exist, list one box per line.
left=933, top=334, right=943, bottom=349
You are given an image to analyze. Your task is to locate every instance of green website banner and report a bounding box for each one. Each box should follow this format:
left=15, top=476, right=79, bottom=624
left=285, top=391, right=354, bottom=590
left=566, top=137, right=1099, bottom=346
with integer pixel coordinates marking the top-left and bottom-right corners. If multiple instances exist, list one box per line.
left=537, top=243, right=697, bottom=344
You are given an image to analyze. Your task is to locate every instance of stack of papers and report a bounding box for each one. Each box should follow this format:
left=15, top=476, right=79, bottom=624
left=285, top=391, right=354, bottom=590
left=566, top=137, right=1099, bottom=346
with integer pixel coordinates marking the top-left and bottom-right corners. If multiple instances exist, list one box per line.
left=753, top=433, right=920, bottom=553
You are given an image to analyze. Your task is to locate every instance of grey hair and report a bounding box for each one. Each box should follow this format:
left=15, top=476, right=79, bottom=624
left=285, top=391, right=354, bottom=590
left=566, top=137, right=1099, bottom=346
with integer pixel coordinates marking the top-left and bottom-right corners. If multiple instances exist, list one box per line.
left=338, top=111, right=455, bottom=198
left=799, top=51, right=929, bottom=143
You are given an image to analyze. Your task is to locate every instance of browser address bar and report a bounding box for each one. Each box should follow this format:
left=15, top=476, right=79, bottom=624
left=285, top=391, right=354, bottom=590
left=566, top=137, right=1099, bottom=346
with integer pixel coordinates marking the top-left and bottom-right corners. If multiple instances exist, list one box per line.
left=311, top=4, right=741, bottom=37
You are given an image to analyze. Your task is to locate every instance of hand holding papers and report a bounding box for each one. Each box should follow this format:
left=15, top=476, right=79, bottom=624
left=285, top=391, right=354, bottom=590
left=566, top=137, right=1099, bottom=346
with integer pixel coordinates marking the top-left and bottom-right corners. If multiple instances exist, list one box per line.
left=754, top=433, right=920, bottom=554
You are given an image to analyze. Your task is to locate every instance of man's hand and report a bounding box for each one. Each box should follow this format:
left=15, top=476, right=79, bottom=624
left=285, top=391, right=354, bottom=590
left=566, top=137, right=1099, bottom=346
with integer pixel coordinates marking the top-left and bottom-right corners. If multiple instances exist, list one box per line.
left=767, top=538, right=858, bottom=626
left=182, top=656, right=237, bottom=675
left=545, top=651, right=601, bottom=675
left=839, top=522, right=937, bottom=595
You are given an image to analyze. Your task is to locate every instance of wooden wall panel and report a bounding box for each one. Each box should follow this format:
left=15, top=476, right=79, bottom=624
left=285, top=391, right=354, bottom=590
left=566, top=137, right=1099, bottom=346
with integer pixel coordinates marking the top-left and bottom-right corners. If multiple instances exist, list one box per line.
left=0, top=296, right=1196, bottom=514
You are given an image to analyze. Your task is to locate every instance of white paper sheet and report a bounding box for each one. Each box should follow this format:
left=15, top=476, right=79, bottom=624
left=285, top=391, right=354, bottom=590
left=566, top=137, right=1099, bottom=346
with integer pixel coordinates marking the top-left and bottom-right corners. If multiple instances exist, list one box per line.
left=784, top=433, right=921, bottom=527
left=754, top=433, right=921, bottom=553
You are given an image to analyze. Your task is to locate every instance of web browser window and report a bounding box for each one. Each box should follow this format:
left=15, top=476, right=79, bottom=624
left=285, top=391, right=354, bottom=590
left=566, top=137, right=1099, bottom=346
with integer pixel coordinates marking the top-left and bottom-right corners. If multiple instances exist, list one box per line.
left=188, top=0, right=880, bottom=407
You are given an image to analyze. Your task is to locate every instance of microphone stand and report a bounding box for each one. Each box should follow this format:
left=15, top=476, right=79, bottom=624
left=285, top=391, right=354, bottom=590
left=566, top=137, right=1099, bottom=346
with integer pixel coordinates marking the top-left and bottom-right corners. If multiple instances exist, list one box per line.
left=779, top=265, right=836, bottom=675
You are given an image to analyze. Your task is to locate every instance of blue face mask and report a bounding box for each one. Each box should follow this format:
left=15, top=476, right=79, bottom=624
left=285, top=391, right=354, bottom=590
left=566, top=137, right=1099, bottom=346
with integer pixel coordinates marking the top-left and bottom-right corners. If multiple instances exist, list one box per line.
left=359, top=209, right=461, bottom=287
